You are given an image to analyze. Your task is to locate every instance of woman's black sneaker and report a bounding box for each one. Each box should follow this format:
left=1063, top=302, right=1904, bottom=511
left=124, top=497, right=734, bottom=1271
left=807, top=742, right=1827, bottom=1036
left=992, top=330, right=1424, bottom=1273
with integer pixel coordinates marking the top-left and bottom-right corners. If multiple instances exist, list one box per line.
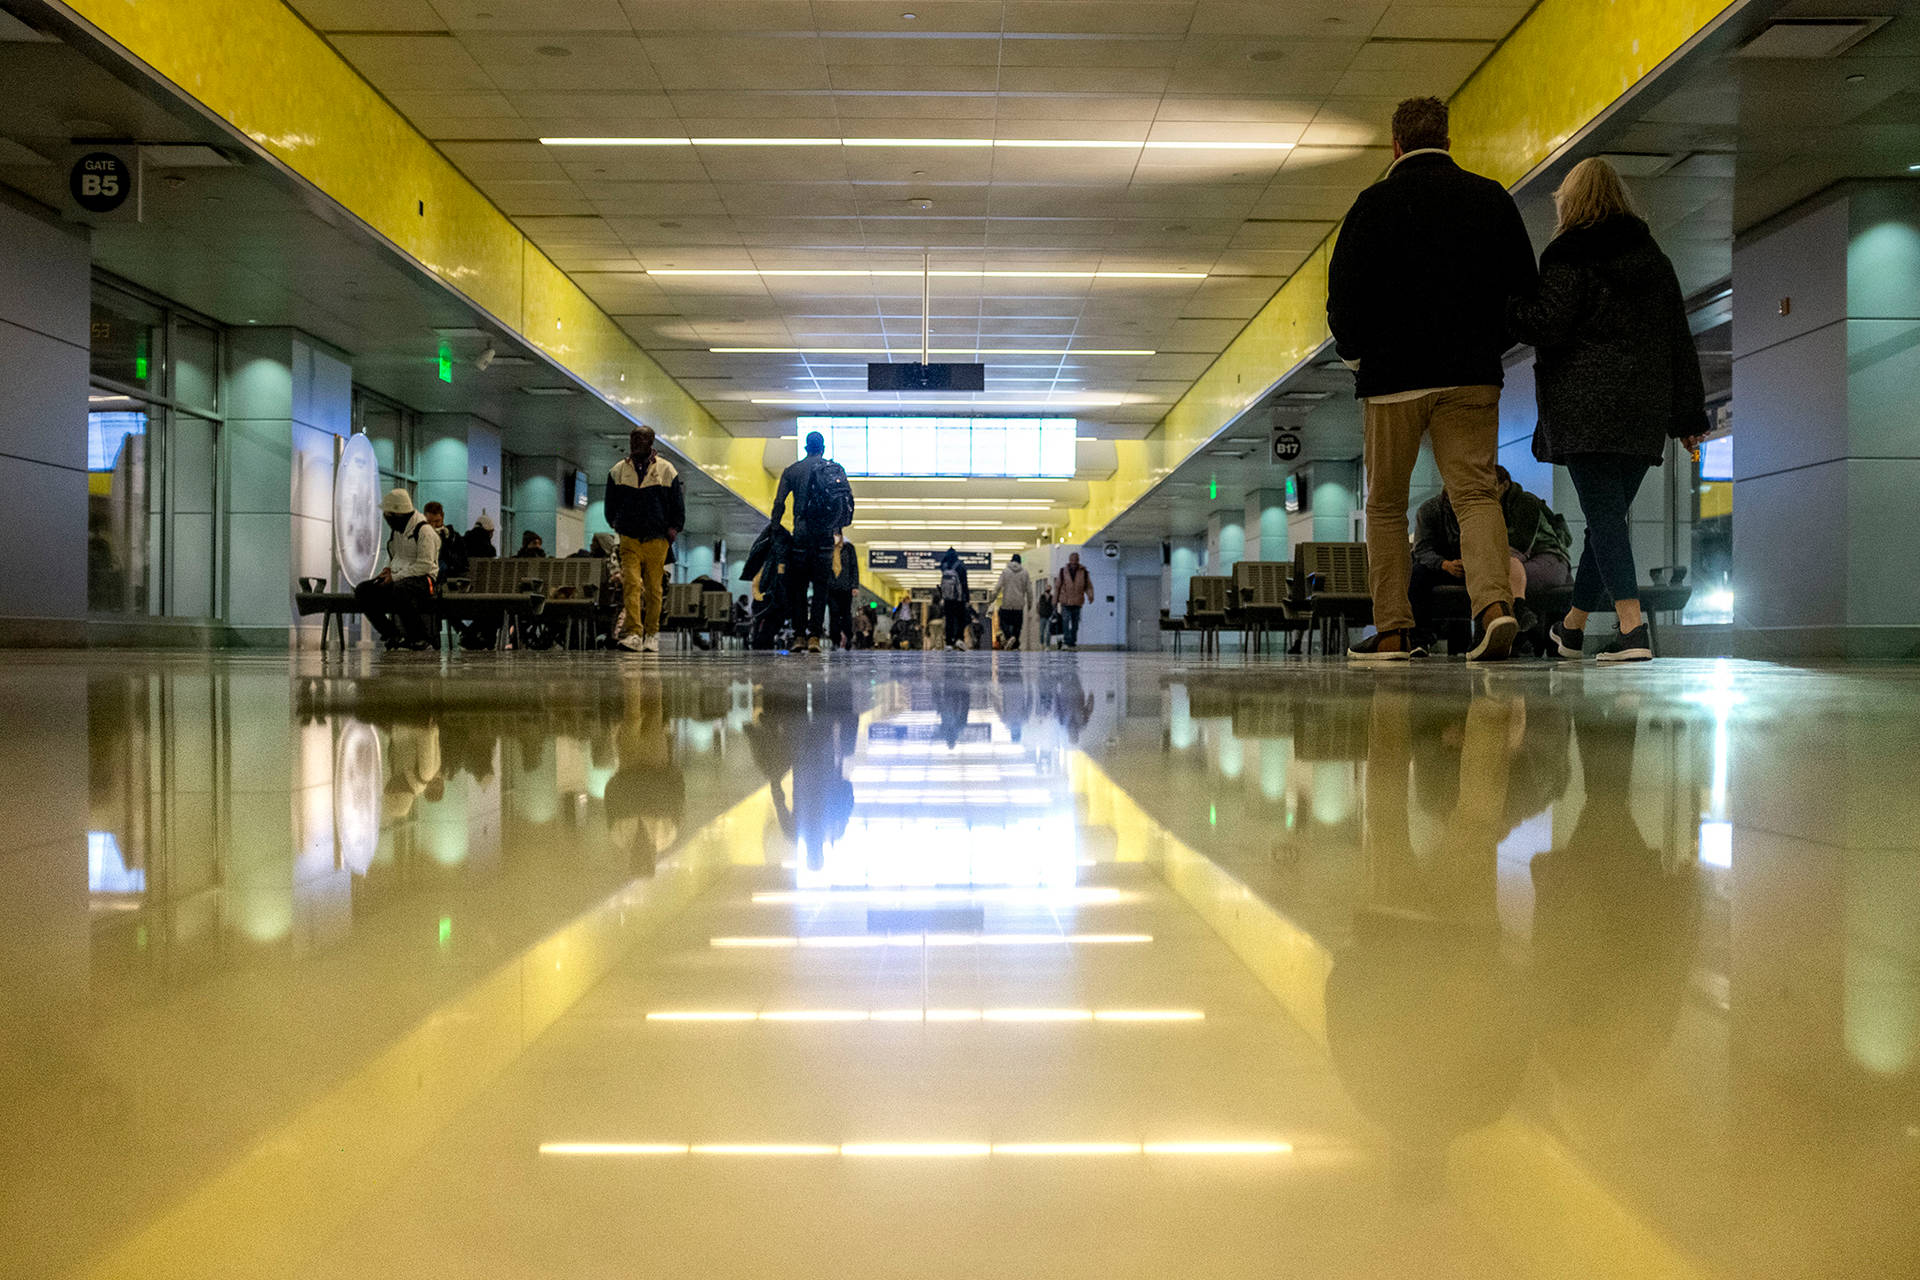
left=1348, top=629, right=1428, bottom=662
left=1595, top=623, right=1653, bottom=663
left=1548, top=619, right=1585, bottom=659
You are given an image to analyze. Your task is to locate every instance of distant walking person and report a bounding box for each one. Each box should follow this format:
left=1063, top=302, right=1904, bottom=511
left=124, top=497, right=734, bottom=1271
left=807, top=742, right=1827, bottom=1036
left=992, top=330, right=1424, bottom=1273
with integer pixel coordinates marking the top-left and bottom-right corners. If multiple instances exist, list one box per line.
left=1328, top=96, right=1540, bottom=662
left=992, top=553, right=1033, bottom=650
left=606, top=425, right=685, bottom=654
left=1054, top=552, right=1092, bottom=650
left=828, top=532, right=859, bottom=650
left=772, top=430, right=855, bottom=654
left=937, top=547, right=971, bottom=650
left=1508, top=158, right=1708, bottom=662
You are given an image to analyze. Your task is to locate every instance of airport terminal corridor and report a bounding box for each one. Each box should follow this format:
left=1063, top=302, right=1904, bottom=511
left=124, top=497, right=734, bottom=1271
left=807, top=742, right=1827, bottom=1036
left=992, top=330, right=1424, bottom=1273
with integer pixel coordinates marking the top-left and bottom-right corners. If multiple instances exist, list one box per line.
left=3, top=651, right=1916, bottom=1280
left=6, top=0, right=1920, bottom=1276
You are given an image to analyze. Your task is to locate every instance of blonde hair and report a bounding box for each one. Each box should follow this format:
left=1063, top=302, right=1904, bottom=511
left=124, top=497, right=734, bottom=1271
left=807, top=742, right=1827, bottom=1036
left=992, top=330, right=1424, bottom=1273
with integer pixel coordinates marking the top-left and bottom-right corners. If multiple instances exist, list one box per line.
left=1553, top=157, right=1638, bottom=236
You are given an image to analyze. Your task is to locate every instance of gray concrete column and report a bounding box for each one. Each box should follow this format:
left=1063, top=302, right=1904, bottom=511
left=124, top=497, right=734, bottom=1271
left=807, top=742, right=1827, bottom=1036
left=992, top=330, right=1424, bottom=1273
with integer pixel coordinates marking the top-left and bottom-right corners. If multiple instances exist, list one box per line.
left=1243, top=488, right=1288, bottom=563
left=1205, top=510, right=1245, bottom=575
left=1732, top=183, right=1920, bottom=659
left=0, top=198, right=90, bottom=642
left=225, top=329, right=351, bottom=639
left=416, top=414, right=503, bottom=534
left=509, top=454, right=586, bottom=557
left=1290, top=459, right=1358, bottom=546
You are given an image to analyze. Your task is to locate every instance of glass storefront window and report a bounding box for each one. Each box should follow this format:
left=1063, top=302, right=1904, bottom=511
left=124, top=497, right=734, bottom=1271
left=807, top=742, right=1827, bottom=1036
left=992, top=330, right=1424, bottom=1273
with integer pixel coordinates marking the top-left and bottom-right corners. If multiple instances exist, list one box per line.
left=86, top=276, right=225, bottom=619
left=88, top=400, right=154, bottom=614
left=90, top=287, right=165, bottom=394
left=1685, top=402, right=1734, bottom=624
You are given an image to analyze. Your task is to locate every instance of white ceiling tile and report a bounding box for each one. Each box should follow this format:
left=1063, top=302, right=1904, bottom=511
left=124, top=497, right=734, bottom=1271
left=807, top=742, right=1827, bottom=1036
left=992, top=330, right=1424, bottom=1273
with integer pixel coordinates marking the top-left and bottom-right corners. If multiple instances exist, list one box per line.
left=292, top=0, right=446, bottom=31
left=997, top=66, right=1173, bottom=94
left=328, top=35, right=496, bottom=92
left=618, top=1, right=813, bottom=33
left=1189, top=2, right=1386, bottom=37
left=811, top=2, right=1004, bottom=33
left=430, top=0, right=633, bottom=32
left=1002, top=2, right=1198, bottom=36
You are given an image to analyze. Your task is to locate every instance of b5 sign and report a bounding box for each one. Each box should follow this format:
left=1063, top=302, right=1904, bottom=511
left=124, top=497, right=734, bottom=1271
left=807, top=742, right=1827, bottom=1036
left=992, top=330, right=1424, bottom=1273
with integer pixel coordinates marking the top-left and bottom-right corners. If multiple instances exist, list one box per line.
left=67, top=149, right=141, bottom=222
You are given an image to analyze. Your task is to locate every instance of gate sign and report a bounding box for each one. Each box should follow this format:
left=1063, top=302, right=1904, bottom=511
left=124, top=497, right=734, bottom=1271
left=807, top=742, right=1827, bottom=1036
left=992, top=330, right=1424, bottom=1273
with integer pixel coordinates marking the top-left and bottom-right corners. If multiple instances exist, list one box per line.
left=67, top=149, right=140, bottom=222
left=1272, top=429, right=1302, bottom=462
left=869, top=548, right=991, bottom=572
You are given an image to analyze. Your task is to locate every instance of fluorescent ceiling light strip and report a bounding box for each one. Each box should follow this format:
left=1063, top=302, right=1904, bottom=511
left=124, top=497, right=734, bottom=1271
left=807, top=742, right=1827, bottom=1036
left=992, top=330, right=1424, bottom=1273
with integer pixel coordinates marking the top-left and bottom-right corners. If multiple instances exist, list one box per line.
left=540, top=1139, right=1294, bottom=1158
left=540, top=137, right=1292, bottom=152
left=709, top=347, right=1156, bottom=356
left=653, top=270, right=1203, bottom=280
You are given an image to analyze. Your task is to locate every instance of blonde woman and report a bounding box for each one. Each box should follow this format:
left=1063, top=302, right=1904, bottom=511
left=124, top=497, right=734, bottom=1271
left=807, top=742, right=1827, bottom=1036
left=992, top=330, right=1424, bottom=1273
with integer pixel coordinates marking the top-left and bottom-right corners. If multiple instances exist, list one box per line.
left=1509, top=158, right=1708, bottom=662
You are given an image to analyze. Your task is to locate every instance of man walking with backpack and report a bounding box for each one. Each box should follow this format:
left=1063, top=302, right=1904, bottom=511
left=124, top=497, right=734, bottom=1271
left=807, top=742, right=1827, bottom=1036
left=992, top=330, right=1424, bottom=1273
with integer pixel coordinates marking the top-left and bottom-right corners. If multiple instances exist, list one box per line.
left=772, top=429, right=855, bottom=654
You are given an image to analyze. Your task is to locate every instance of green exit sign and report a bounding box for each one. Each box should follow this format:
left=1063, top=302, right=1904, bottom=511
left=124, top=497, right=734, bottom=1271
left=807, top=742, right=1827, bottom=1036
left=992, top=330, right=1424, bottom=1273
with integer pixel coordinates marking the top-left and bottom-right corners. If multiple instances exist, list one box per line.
left=437, top=343, right=453, bottom=383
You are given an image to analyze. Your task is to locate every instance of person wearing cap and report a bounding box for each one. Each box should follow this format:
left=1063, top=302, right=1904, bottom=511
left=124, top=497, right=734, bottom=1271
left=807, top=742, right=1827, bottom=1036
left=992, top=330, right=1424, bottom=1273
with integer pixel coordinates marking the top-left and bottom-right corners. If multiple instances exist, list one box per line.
left=354, top=488, right=441, bottom=650
left=462, top=511, right=498, bottom=561
left=606, top=424, right=685, bottom=653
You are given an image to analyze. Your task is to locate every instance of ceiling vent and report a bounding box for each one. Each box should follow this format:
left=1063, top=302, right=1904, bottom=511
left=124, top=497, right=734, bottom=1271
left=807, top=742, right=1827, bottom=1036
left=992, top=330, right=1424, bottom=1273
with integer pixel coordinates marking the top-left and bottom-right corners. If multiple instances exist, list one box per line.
left=519, top=386, right=579, bottom=397
left=1735, top=17, right=1889, bottom=58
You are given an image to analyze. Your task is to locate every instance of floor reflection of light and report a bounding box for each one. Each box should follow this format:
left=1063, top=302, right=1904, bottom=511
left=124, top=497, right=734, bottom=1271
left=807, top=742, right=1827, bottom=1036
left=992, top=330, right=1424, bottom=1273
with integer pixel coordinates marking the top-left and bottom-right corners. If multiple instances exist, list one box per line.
left=539, top=1139, right=1293, bottom=1158
left=1699, top=820, right=1733, bottom=869
left=87, top=832, right=145, bottom=896
left=710, top=933, right=1153, bottom=949
left=752, top=888, right=1128, bottom=906
left=1683, top=660, right=1747, bottom=865
left=639, top=1009, right=1203, bottom=1025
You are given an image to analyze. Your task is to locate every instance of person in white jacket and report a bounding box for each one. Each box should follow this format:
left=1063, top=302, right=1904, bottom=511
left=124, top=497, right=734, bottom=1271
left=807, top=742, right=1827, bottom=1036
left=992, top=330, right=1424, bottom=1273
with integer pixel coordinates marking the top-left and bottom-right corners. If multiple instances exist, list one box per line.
left=354, top=487, right=440, bottom=650
left=991, top=554, right=1033, bottom=650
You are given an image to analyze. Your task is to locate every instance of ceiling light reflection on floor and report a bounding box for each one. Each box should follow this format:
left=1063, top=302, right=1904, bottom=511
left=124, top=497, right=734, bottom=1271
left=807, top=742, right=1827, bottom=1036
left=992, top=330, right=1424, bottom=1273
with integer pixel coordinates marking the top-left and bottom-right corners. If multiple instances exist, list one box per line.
left=643, top=1008, right=1202, bottom=1024
left=710, top=934, right=1152, bottom=949
left=539, top=1139, right=1293, bottom=1158
left=750, top=887, right=1127, bottom=905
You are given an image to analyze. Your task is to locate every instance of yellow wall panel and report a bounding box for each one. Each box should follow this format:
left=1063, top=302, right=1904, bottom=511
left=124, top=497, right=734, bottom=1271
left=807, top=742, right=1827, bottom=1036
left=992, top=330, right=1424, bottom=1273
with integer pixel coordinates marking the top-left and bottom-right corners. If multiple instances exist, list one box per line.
left=1065, top=0, right=1737, bottom=543
left=59, top=0, right=769, bottom=513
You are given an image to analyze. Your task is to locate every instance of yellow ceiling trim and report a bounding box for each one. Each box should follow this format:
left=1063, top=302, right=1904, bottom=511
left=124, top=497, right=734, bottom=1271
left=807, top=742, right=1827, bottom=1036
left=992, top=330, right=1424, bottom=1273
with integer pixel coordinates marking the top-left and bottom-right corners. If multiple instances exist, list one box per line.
left=57, top=0, right=774, bottom=512
left=1062, top=0, right=1742, bottom=544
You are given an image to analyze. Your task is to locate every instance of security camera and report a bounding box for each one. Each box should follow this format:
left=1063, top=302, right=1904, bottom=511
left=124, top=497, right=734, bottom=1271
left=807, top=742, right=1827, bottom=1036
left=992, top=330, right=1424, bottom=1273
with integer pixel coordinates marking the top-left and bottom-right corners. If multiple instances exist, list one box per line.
left=475, top=347, right=496, bottom=372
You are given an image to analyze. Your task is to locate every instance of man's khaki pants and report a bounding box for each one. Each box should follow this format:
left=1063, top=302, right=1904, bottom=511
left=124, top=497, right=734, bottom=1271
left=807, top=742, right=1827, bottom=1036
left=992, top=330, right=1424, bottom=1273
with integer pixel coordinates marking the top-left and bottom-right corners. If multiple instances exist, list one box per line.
left=619, top=536, right=669, bottom=638
left=1364, top=386, right=1510, bottom=634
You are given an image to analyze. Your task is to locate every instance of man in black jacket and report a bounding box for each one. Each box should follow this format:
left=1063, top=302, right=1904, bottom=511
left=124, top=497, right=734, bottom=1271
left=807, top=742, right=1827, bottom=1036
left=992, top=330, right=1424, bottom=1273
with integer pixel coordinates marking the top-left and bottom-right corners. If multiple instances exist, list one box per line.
left=771, top=430, right=852, bottom=654
left=605, top=425, right=685, bottom=654
left=1328, top=96, right=1539, bottom=663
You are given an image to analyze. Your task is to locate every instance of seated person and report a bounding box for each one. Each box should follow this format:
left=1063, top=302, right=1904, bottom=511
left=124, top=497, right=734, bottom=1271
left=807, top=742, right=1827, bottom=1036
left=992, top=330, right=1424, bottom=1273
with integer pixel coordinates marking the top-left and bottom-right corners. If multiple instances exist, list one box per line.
left=1412, top=466, right=1572, bottom=643
left=422, top=501, right=468, bottom=583
left=463, top=511, right=497, bottom=561
left=354, top=488, right=440, bottom=651
left=518, top=530, right=547, bottom=558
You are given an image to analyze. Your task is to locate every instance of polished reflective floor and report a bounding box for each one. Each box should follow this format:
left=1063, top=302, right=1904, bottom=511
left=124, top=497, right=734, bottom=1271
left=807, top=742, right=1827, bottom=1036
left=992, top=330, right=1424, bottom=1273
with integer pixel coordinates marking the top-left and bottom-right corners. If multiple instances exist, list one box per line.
left=3, top=651, right=1916, bottom=1279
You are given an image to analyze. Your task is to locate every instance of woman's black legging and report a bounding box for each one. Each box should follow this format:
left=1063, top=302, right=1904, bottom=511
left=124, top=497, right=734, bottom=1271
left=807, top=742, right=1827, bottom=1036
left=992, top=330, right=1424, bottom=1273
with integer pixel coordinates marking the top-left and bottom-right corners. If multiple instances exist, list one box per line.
left=1564, top=453, right=1653, bottom=613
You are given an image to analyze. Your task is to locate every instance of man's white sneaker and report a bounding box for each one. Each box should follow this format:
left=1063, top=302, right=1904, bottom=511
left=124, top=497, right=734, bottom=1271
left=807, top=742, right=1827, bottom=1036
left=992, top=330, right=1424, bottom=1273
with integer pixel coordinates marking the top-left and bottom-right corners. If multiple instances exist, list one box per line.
left=642, top=634, right=659, bottom=653
left=618, top=634, right=645, bottom=652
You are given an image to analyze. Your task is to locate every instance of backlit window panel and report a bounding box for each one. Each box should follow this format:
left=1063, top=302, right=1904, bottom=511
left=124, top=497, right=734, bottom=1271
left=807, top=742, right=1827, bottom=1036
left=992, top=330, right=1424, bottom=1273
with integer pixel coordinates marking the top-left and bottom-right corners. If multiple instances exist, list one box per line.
left=798, top=417, right=1076, bottom=477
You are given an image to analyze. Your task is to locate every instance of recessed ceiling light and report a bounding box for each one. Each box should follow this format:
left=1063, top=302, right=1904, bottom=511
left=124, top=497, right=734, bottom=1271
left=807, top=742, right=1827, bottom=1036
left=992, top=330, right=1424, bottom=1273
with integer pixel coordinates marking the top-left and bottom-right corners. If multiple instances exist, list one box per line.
left=901, top=10, right=916, bottom=18
left=1846, top=73, right=1867, bottom=83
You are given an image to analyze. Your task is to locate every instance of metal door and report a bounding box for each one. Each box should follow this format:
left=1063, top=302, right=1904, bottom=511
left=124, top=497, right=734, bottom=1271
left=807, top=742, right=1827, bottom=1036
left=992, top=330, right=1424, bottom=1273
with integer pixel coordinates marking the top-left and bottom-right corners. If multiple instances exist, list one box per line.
left=1125, top=574, right=1160, bottom=651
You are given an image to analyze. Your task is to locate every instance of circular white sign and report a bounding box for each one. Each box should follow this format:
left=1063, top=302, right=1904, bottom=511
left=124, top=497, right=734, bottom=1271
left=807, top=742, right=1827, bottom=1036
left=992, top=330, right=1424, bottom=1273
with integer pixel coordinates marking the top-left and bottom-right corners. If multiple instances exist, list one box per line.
left=334, top=433, right=382, bottom=585
left=333, top=720, right=383, bottom=876
left=1102, top=541, right=1119, bottom=559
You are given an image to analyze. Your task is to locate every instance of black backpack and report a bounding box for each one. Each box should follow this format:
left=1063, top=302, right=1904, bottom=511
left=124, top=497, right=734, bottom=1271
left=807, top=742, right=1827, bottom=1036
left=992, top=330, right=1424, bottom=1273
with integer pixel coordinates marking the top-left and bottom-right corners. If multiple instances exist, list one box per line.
left=801, top=460, right=855, bottom=530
